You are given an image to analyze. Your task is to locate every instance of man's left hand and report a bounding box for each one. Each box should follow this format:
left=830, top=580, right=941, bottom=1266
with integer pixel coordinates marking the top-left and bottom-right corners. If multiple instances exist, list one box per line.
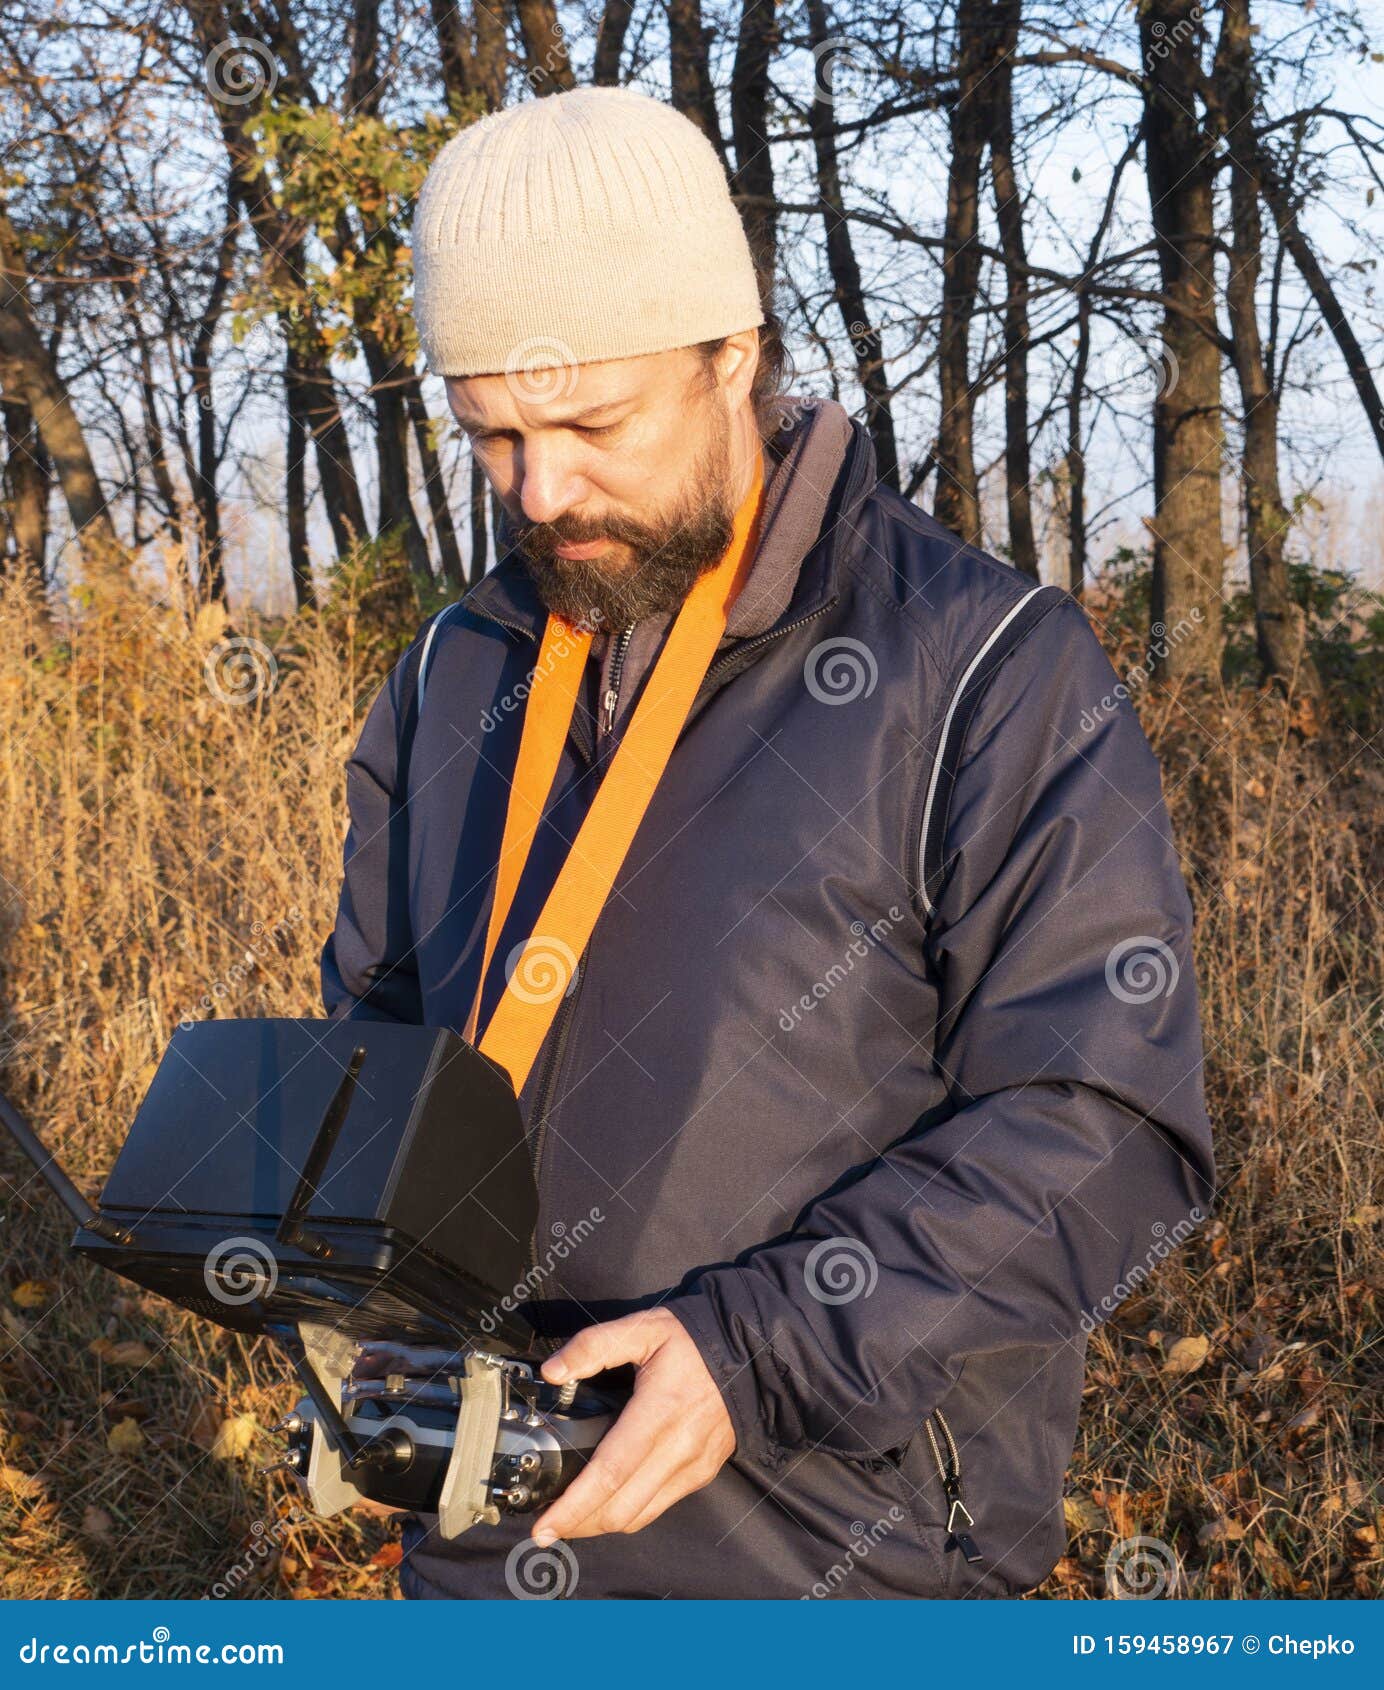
left=529, top=1307, right=734, bottom=1547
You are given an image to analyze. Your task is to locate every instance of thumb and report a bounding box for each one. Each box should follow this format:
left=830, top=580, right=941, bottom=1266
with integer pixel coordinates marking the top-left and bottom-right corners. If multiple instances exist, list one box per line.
left=541, top=1311, right=665, bottom=1385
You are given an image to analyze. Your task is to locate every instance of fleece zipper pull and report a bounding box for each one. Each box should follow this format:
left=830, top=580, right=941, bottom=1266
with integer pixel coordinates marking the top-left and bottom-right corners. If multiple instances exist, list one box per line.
left=926, top=1410, right=984, bottom=1566
left=601, top=623, right=636, bottom=737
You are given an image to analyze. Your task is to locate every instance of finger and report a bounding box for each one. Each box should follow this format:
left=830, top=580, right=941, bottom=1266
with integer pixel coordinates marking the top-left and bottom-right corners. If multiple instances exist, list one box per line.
left=538, top=1426, right=700, bottom=1544
left=541, top=1311, right=663, bottom=1386
left=530, top=1385, right=684, bottom=1544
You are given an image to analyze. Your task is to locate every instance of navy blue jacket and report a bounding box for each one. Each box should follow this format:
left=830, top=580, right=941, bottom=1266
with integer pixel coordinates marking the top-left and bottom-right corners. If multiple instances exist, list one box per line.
left=321, top=418, right=1214, bottom=1599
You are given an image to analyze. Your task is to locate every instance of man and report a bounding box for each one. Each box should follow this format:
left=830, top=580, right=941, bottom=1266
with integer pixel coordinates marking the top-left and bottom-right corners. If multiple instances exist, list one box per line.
left=322, top=86, right=1214, bottom=1600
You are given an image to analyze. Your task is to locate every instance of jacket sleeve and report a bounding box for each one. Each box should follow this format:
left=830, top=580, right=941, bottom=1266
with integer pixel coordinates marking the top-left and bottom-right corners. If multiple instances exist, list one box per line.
left=666, top=593, right=1215, bottom=1464
left=319, top=631, right=428, bottom=1026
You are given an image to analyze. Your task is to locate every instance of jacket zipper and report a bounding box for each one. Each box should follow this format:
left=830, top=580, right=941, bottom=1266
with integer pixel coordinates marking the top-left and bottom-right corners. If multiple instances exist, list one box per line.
left=925, top=1409, right=983, bottom=1565
left=476, top=596, right=843, bottom=1344
left=521, top=620, right=635, bottom=1347
left=601, top=623, right=635, bottom=737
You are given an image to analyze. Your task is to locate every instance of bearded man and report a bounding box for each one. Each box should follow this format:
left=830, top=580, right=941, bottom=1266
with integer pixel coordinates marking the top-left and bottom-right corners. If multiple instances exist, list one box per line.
left=321, top=86, right=1213, bottom=1601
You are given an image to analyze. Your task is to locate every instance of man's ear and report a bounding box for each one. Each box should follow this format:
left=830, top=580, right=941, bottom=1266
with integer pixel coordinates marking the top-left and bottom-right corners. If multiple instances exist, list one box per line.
left=712, top=328, right=761, bottom=411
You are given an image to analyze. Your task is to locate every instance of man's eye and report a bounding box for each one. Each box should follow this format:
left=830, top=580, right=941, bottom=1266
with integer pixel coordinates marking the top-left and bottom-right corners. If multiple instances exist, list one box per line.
left=577, top=423, right=618, bottom=439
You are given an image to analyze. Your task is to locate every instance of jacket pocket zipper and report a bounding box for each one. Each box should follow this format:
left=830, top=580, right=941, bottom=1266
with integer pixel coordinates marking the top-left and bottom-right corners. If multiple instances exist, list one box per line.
left=924, top=1409, right=984, bottom=1566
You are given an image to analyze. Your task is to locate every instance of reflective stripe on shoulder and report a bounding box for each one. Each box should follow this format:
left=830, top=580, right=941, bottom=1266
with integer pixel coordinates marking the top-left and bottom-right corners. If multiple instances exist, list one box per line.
left=416, top=602, right=465, bottom=713
left=917, top=584, right=1061, bottom=917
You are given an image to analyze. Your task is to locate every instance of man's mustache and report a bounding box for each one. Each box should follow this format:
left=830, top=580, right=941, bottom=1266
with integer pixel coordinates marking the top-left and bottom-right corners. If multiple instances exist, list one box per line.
left=515, top=516, right=650, bottom=557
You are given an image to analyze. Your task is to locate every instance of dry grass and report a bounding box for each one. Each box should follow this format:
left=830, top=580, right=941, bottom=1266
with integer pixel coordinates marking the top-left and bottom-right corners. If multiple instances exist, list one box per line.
left=0, top=561, right=1379, bottom=1600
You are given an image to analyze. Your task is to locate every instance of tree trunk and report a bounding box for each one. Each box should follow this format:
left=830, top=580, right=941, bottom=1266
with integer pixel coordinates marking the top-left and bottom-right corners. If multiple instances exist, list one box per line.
left=473, top=1, right=508, bottom=110
left=731, top=0, right=779, bottom=305
left=512, top=0, right=575, bottom=95
left=114, top=268, right=183, bottom=550
left=669, top=0, right=727, bottom=162
left=934, top=0, right=992, bottom=544
left=1257, top=147, right=1384, bottom=468
left=987, top=0, right=1036, bottom=577
left=359, top=328, right=434, bottom=584
left=594, top=0, right=635, bottom=84
left=429, top=0, right=474, bottom=106
left=2, top=395, right=49, bottom=588
left=0, top=210, right=115, bottom=557
left=188, top=2, right=370, bottom=568
left=285, top=344, right=312, bottom=608
left=407, top=377, right=465, bottom=591
left=1214, top=0, right=1320, bottom=698
left=189, top=188, right=238, bottom=602
left=1138, top=0, right=1224, bottom=680
left=805, top=0, right=899, bottom=489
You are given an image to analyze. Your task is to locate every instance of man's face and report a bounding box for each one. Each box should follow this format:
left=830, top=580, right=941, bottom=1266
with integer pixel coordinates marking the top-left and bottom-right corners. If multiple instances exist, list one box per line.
left=444, top=345, right=744, bottom=632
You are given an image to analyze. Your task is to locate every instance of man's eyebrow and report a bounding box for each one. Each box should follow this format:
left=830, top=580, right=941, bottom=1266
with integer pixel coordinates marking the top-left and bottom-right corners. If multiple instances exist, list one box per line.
left=453, top=400, right=630, bottom=432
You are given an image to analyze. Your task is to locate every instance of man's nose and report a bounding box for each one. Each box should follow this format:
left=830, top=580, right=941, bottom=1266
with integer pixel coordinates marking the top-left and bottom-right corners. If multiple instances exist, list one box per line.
left=515, top=442, right=588, bottom=528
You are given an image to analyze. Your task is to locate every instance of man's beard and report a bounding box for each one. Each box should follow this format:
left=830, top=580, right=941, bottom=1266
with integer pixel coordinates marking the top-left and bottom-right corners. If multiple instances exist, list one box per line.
left=509, top=402, right=735, bottom=633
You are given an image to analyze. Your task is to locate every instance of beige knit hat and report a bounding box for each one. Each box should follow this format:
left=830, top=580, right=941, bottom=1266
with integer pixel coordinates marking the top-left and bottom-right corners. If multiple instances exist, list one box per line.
left=412, top=86, right=765, bottom=379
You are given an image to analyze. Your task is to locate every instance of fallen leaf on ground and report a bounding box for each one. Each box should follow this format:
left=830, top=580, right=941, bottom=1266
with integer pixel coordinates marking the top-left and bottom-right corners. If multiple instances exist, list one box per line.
left=1163, top=1334, right=1211, bottom=1376
left=11, top=1280, right=52, bottom=1309
left=184, top=1398, right=223, bottom=1450
left=107, top=1417, right=144, bottom=1457
left=88, top=1338, right=155, bottom=1367
left=211, top=1414, right=257, bottom=1461
left=1064, top=1492, right=1106, bottom=1534
left=0, top=1464, right=42, bottom=1498
left=81, top=1505, right=115, bottom=1539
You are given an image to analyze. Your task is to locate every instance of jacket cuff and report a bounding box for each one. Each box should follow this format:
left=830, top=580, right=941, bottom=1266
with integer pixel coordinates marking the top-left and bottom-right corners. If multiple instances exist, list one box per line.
left=662, top=1282, right=786, bottom=1472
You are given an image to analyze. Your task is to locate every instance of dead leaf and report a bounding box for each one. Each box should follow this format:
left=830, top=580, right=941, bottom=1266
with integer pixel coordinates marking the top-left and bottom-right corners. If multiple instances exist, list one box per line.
left=88, top=1338, right=155, bottom=1367
left=369, top=1542, right=402, bottom=1569
left=184, top=1398, right=223, bottom=1451
left=81, top=1505, right=115, bottom=1540
left=101, top=1398, right=151, bottom=1424
left=1198, top=1516, right=1246, bottom=1545
left=10, top=1280, right=52, bottom=1309
left=1163, top=1334, right=1211, bottom=1376
left=211, top=1414, right=257, bottom=1462
left=1064, top=1492, right=1107, bottom=1535
left=106, top=1417, right=144, bottom=1457
left=0, top=1464, right=42, bottom=1499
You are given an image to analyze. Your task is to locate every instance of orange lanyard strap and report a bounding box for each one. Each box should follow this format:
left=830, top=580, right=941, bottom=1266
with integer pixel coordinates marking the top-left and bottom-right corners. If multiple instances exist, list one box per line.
left=465, top=452, right=765, bottom=1095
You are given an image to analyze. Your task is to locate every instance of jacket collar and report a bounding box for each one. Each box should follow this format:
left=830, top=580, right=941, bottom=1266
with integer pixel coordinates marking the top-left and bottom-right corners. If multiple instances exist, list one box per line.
left=461, top=410, right=878, bottom=647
